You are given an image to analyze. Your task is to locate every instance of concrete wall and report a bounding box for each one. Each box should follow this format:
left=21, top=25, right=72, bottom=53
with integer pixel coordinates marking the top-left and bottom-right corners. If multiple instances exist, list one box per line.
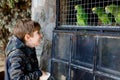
left=32, top=0, right=56, bottom=72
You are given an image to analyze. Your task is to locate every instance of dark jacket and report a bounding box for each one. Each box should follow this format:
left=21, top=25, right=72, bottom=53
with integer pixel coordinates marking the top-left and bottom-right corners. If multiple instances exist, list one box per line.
left=5, top=35, right=42, bottom=80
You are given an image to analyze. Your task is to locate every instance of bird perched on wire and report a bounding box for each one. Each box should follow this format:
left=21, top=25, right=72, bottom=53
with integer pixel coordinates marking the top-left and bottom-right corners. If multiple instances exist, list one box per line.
left=92, top=7, right=112, bottom=26
left=105, top=4, right=120, bottom=25
left=75, top=5, right=88, bottom=26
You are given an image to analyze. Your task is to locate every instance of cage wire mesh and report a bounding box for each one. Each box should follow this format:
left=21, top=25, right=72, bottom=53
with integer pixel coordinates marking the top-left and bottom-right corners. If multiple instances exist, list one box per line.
left=59, top=0, right=120, bottom=27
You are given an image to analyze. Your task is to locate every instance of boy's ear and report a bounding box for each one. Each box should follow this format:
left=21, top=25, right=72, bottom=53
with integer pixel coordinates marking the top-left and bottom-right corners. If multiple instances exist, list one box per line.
left=24, top=34, right=31, bottom=41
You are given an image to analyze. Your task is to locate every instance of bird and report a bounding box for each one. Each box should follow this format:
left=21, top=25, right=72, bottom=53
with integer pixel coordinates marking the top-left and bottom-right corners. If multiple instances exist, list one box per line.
left=92, top=7, right=112, bottom=26
left=105, top=4, right=120, bottom=25
left=75, top=5, right=88, bottom=26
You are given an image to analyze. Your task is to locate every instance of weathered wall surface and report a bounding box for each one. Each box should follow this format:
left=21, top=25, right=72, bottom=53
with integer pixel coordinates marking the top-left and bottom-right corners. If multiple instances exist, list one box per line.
left=32, top=0, right=56, bottom=72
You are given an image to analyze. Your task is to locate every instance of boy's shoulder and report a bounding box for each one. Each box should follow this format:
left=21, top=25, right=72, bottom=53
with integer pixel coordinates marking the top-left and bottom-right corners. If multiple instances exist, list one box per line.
left=7, top=48, right=25, bottom=58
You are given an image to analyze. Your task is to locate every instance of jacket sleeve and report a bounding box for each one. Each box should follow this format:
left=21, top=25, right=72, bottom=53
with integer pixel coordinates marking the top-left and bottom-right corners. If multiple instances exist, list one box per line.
left=8, top=50, right=42, bottom=80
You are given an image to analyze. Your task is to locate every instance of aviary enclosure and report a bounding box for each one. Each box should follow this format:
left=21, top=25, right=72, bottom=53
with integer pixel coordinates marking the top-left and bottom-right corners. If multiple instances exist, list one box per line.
left=50, top=0, right=120, bottom=80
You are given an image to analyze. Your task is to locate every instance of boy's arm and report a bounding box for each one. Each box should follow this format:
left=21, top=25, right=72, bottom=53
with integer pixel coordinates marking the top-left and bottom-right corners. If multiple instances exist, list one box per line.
left=9, top=53, right=42, bottom=80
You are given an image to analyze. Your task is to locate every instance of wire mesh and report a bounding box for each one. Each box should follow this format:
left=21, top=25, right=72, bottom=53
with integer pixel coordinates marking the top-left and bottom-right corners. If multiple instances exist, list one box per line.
left=59, top=0, right=120, bottom=27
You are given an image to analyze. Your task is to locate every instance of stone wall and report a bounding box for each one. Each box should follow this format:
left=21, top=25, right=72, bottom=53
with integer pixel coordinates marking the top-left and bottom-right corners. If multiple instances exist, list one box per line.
left=32, top=0, right=56, bottom=72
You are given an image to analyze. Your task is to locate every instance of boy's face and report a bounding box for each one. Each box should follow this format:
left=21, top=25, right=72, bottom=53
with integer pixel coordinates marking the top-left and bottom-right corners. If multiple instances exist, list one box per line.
left=26, top=30, right=43, bottom=47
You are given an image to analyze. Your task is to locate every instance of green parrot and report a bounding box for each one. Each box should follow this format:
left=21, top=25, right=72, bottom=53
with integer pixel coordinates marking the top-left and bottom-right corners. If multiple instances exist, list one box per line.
left=105, top=4, right=120, bottom=25
left=92, top=7, right=112, bottom=25
left=75, top=5, right=88, bottom=26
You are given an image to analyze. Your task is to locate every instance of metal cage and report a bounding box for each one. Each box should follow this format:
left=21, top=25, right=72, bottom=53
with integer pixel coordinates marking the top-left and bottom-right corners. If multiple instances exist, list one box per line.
left=57, top=0, right=120, bottom=27
left=50, top=0, right=120, bottom=80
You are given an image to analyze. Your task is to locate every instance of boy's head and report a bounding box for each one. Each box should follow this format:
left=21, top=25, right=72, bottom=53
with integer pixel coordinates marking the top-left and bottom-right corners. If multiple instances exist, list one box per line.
left=13, top=19, right=43, bottom=47
left=13, top=19, right=41, bottom=41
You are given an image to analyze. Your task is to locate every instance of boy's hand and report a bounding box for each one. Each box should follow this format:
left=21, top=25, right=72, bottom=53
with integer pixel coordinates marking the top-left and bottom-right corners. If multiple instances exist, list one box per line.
left=39, top=71, right=50, bottom=80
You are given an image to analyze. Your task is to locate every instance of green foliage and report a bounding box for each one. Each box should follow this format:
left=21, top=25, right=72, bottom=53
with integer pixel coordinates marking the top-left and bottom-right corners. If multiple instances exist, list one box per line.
left=0, top=26, right=11, bottom=54
left=0, top=0, right=31, bottom=28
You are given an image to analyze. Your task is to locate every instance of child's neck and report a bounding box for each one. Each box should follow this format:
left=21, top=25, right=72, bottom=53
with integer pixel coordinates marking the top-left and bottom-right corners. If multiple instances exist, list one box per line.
left=25, top=41, right=35, bottom=48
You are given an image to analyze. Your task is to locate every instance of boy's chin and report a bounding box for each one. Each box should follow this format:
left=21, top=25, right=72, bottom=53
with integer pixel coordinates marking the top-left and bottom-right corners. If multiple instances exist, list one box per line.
left=35, top=43, right=41, bottom=47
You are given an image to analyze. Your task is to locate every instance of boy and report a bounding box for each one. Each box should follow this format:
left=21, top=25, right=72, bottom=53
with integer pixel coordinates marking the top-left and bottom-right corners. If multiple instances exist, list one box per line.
left=5, top=19, right=43, bottom=80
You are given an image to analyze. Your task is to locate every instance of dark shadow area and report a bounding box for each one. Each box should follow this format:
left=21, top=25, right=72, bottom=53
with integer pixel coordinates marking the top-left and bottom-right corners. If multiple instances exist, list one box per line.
left=0, top=71, right=4, bottom=80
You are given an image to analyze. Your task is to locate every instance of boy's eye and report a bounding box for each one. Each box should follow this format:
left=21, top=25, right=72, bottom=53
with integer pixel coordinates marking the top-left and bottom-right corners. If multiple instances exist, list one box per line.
left=36, top=30, right=41, bottom=34
left=39, top=30, right=43, bottom=34
left=37, top=31, right=40, bottom=34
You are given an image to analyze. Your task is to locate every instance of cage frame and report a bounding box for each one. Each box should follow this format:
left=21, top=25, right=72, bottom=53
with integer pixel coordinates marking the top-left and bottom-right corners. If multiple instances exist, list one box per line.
left=50, top=0, right=120, bottom=80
